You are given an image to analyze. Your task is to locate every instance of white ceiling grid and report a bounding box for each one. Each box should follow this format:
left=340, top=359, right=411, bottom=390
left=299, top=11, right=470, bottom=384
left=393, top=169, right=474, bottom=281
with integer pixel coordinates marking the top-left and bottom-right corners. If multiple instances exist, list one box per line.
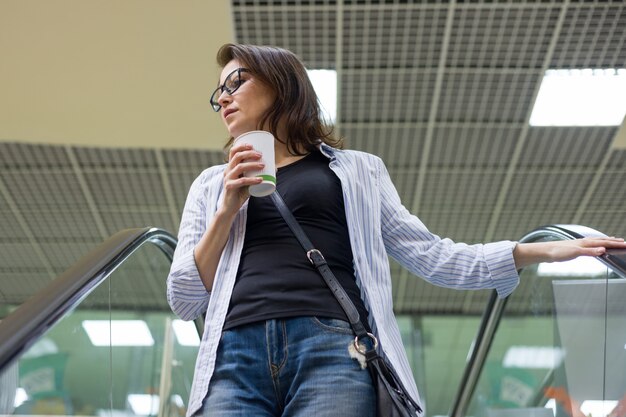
left=0, top=0, right=624, bottom=316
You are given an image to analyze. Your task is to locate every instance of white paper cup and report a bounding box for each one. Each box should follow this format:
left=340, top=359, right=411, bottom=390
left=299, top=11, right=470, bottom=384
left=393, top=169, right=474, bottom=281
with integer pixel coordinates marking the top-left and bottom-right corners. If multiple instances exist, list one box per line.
left=233, top=130, right=276, bottom=197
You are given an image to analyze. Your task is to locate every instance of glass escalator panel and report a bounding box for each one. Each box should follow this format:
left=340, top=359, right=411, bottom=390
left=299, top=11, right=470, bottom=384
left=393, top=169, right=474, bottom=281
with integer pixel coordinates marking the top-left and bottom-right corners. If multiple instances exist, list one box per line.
left=466, top=239, right=625, bottom=417
left=0, top=237, right=197, bottom=417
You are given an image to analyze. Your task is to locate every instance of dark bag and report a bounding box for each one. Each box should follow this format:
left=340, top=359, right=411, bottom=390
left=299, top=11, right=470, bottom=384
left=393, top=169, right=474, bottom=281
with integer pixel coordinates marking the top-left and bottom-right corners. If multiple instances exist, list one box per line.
left=366, top=350, right=423, bottom=416
left=270, top=192, right=423, bottom=417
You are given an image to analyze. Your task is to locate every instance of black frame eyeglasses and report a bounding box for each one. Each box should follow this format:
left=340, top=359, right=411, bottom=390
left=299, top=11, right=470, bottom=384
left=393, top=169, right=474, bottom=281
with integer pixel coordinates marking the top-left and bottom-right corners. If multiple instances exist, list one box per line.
left=210, top=68, right=249, bottom=112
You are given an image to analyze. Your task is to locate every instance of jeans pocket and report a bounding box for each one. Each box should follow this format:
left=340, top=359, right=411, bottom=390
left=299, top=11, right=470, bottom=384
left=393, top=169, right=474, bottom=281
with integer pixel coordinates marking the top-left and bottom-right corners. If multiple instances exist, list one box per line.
left=310, top=316, right=354, bottom=335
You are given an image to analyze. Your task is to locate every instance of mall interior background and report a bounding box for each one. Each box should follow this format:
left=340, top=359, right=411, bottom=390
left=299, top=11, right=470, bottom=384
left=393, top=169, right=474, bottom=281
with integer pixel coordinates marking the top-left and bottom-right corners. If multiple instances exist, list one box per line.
left=1, top=1, right=625, bottom=416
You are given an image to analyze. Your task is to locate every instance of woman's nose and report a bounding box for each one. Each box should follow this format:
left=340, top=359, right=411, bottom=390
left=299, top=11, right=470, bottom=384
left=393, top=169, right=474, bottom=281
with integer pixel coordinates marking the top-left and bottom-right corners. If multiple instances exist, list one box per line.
left=217, top=91, right=232, bottom=109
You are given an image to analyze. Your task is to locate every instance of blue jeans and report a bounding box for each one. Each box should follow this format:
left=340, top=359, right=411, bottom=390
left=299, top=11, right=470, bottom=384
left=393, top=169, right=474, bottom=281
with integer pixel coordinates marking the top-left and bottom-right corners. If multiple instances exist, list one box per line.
left=196, top=316, right=376, bottom=417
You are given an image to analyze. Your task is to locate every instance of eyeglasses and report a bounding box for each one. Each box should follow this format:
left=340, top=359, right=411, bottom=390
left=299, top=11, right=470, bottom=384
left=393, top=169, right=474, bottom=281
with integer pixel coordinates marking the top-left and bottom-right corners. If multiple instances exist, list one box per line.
left=210, top=68, right=249, bottom=112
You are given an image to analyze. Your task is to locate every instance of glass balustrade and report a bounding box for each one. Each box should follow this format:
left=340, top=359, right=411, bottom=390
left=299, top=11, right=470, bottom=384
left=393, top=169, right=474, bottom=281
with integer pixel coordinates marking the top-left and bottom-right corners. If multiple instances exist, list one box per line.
left=0, top=236, right=197, bottom=417
left=464, top=240, right=626, bottom=417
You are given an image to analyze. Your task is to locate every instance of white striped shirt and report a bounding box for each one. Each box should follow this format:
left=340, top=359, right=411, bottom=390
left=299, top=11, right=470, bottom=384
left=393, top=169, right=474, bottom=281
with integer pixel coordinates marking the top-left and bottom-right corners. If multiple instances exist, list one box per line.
left=167, top=144, right=520, bottom=417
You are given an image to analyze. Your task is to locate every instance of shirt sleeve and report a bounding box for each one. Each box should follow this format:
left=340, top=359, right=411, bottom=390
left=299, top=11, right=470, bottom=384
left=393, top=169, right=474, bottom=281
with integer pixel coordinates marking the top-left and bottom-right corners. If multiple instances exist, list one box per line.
left=166, top=172, right=212, bottom=320
left=377, top=158, right=519, bottom=298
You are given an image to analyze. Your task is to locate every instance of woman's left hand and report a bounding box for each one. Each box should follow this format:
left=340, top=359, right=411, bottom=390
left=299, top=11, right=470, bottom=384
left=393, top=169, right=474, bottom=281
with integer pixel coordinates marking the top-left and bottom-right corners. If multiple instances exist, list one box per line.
left=513, top=237, right=626, bottom=269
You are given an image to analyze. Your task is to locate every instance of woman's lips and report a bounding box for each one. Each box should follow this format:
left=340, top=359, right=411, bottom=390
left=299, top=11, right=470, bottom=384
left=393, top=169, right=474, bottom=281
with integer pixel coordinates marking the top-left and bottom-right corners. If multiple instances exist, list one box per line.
left=223, top=108, right=237, bottom=118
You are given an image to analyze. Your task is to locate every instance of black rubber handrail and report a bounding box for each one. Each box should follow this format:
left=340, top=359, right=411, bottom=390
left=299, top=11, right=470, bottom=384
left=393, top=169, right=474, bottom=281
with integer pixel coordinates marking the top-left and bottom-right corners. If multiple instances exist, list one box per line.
left=449, top=224, right=626, bottom=417
left=0, top=227, right=177, bottom=370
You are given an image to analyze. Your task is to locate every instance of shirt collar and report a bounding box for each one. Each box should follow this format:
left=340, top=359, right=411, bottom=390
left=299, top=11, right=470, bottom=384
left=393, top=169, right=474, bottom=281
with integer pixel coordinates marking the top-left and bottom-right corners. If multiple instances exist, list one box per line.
left=318, top=142, right=339, bottom=160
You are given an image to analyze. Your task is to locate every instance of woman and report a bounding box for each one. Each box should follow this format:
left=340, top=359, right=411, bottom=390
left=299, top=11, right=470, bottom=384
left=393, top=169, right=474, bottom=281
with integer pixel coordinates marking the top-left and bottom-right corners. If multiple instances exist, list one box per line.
left=167, top=43, right=625, bottom=417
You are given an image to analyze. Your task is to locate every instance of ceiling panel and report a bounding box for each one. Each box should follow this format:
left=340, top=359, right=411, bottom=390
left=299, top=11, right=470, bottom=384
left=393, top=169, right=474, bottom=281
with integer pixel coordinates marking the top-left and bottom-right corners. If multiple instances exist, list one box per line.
left=387, top=171, right=422, bottom=207
left=0, top=143, right=71, bottom=169
left=585, top=169, right=626, bottom=211
left=0, top=210, right=23, bottom=240
left=447, top=6, right=561, bottom=69
left=83, top=171, right=167, bottom=209
left=0, top=243, right=47, bottom=271
left=39, top=241, right=103, bottom=272
left=419, top=210, right=494, bottom=243
left=1, top=171, right=89, bottom=210
left=502, top=172, right=595, bottom=211
left=519, top=127, right=615, bottom=168
left=19, top=210, right=103, bottom=240
left=340, top=70, right=436, bottom=123
left=0, top=273, right=51, bottom=304
left=396, top=276, right=492, bottom=315
left=99, top=210, right=177, bottom=236
left=422, top=172, right=504, bottom=211
left=492, top=209, right=580, bottom=242
left=606, top=149, right=626, bottom=170
left=234, top=4, right=337, bottom=68
left=578, top=211, right=626, bottom=239
left=167, top=170, right=207, bottom=216
left=74, top=147, right=158, bottom=168
left=429, top=126, right=520, bottom=168
left=437, top=71, right=539, bottom=123
left=551, top=4, right=626, bottom=68
left=342, top=125, right=427, bottom=167
left=342, top=7, right=447, bottom=69
left=162, top=149, right=225, bottom=171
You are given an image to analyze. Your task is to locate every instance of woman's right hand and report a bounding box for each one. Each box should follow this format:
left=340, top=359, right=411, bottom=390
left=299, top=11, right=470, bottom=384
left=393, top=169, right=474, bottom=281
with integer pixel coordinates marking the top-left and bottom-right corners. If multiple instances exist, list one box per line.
left=220, top=142, right=265, bottom=215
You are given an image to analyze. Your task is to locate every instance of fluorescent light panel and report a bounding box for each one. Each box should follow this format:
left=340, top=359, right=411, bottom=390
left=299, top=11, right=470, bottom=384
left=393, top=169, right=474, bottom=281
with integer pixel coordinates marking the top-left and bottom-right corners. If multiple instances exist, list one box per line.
left=82, top=320, right=154, bottom=346
left=580, top=400, right=619, bottom=417
left=127, top=394, right=159, bottom=416
left=537, top=256, right=607, bottom=277
left=307, top=69, right=337, bottom=124
left=172, top=319, right=200, bottom=346
left=14, top=387, right=28, bottom=408
left=503, top=346, right=565, bottom=369
left=530, top=68, right=626, bottom=126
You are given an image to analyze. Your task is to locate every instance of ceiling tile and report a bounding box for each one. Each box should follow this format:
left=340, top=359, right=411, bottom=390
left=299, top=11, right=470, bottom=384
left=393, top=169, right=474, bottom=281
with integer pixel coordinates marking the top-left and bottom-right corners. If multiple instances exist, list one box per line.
left=437, top=71, right=539, bottom=123
left=551, top=5, right=626, bottom=68
left=519, top=127, right=615, bottom=168
left=447, top=6, right=561, bottom=69
left=430, top=126, right=520, bottom=168
left=342, top=125, right=427, bottom=168
left=1, top=171, right=89, bottom=210
left=341, top=70, right=436, bottom=123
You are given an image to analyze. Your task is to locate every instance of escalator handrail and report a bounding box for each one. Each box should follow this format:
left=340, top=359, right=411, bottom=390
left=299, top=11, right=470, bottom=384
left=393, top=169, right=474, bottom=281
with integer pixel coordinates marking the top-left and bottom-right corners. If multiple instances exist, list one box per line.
left=0, top=227, right=177, bottom=370
left=449, top=224, right=626, bottom=417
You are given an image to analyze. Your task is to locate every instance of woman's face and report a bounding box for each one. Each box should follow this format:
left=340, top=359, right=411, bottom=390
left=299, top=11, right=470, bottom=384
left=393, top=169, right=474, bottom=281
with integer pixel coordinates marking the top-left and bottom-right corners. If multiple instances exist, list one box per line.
left=216, top=59, right=276, bottom=139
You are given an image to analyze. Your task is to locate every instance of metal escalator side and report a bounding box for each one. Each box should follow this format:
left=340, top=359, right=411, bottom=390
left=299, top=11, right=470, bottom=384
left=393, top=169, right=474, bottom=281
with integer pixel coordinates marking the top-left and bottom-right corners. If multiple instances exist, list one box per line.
left=450, top=225, right=626, bottom=417
left=0, top=227, right=199, bottom=417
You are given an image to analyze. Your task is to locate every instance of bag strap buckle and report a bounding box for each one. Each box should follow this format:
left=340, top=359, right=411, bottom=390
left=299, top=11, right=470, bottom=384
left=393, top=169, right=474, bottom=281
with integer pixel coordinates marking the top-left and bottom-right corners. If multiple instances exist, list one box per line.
left=354, top=332, right=379, bottom=354
left=306, top=249, right=325, bottom=265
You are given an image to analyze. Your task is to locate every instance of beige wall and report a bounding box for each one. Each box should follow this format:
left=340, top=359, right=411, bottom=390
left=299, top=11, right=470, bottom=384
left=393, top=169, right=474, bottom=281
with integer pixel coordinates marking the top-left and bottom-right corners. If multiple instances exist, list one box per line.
left=0, top=0, right=232, bottom=150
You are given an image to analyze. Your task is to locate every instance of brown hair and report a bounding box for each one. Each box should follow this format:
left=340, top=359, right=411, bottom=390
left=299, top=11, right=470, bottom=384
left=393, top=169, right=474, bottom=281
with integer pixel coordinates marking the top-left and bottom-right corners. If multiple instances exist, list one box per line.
left=216, top=43, right=343, bottom=154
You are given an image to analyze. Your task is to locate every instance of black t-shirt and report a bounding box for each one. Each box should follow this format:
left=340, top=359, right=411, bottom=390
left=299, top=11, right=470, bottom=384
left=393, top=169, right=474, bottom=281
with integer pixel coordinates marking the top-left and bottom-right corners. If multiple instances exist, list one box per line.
left=223, top=150, right=370, bottom=330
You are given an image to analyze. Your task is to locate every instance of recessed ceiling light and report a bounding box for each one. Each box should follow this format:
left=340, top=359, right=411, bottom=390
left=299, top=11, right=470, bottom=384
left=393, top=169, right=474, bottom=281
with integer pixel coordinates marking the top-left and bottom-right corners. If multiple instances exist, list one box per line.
left=82, top=320, right=154, bottom=346
left=530, top=68, right=626, bottom=126
left=307, top=69, right=337, bottom=124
